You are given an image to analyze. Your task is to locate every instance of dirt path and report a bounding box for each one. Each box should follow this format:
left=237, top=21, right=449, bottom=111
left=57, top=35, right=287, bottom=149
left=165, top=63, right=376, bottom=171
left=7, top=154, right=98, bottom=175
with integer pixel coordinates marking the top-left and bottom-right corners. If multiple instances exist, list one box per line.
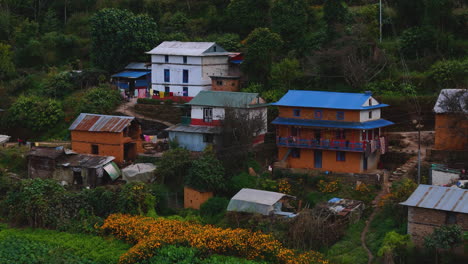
left=115, top=98, right=175, bottom=127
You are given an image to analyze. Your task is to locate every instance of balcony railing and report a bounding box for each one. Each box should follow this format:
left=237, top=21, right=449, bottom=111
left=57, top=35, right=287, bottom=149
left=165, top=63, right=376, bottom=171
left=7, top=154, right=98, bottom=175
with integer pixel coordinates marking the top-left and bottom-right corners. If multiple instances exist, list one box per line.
left=276, top=137, right=381, bottom=152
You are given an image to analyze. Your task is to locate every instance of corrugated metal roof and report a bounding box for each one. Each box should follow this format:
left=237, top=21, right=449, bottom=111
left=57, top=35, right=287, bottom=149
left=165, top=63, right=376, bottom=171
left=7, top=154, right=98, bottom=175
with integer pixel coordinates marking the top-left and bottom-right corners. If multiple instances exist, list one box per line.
left=125, top=62, right=149, bottom=70
left=230, top=188, right=293, bottom=206
left=400, top=185, right=468, bottom=213
left=272, top=117, right=394, bottom=129
left=433, top=89, right=468, bottom=114
left=58, top=154, right=115, bottom=169
left=272, top=90, right=389, bottom=110
left=28, top=147, right=64, bottom=159
left=146, top=41, right=229, bottom=56
left=0, top=135, right=10, bottom=144
left=111, top=71, right=150, bottom=79
left=165, top=124, right=221, bottom=134
left=186, top=91, right=266, bottom=108
left=69, top=113, right=135, bottom=133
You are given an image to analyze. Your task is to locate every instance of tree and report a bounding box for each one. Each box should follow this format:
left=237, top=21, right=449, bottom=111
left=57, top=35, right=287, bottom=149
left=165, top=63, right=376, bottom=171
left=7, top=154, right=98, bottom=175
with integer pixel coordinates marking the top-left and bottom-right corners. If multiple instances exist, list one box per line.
left=242, top=28, right=283, bottom=86
left=378, top=231, right=412, bottom=264
left=0, top=43, right=15, bottom=78
left=270, top=58, right=303, bottom=92
left=8, top=96, right=64, bottom=131
left=90, top=8, right=158, bottom=72
left=157, top=147, right=192, bottom=187
left=271, top=0, right=308, bottom=49
left=226, top=0, right=270, bottom=36
left=77, top=85, right=122, bottom=115
left=323, top=0, right=348, bottom=28
left=186, top=147, right=225, bottom=192
left=424, top=225, right=463, bottom=263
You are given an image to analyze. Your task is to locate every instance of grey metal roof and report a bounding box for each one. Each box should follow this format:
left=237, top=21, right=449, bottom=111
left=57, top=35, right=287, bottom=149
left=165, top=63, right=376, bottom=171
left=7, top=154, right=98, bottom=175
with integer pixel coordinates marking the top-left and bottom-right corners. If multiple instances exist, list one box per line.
left=69, top=113, right=135, bottom=133
left=146, top=41, right=229, bottom=56
left=28, top=147, right=64, bottom=159
left=433, top=89, right=468, bottom=114
left=58, top=154, right=115, bottom=169
left=125, top=62, right=149, bottom=70
left=400, top=185, right=468, bottom=213
left=165, top=124, right=221, bottom=134
left=186, top=91, right=267, bottom=108
left=230, top=188, right=294, bottom=206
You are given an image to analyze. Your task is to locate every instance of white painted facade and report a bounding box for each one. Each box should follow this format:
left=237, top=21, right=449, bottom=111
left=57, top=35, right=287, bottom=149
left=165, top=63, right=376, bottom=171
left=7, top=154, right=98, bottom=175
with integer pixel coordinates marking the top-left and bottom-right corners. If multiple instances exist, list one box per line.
left=359, top=96, right=382, bottom=122
left=191, top=106, right=225, bottom=121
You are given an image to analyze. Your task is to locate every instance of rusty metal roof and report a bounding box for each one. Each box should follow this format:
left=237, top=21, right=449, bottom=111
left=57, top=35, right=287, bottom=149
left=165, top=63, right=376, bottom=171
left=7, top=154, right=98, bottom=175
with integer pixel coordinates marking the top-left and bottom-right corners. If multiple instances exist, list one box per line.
left=69, top=113, right=134, bottom=133
left=400, top=185, right=468, bottom=213
left=58, top=153, right=115, bottom=169
left=28, top=147, right=64, bottom=159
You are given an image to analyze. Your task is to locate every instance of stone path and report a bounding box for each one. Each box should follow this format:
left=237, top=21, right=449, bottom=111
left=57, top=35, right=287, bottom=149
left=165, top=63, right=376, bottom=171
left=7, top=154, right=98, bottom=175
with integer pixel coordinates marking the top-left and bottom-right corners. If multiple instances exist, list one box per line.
left=115, top=98, right=175, bottom=127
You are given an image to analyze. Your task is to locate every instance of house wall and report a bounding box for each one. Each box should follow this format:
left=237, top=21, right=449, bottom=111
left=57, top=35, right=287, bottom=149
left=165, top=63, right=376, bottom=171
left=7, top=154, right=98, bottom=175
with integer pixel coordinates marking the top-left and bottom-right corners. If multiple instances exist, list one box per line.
left=168, top=131, right=212, bottom=152
left=278, top=106, right=361, bottom=122
left=184, top=186, right=213, bottom=210
left=359, top=109, right=381, bottom=122
left=434, top=114, right=468, bottom=151
left=407, top=207, right=468, bottom=246
left=277, top=147, right=364, bottom=173
left=71, top=131, right=132, bottom=164
left=277, top=126, right=362, bottom=142
left=211, top=78, right=240, bottom=92
left=191, top=106, right=224, bottom=126
left=28, top=157, right=56, bottom=179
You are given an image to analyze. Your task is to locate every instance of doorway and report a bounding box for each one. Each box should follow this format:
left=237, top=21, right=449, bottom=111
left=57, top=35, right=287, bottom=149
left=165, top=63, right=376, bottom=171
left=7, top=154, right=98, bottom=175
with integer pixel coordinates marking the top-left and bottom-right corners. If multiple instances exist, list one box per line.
left=314, top=150, right=322, bottom=169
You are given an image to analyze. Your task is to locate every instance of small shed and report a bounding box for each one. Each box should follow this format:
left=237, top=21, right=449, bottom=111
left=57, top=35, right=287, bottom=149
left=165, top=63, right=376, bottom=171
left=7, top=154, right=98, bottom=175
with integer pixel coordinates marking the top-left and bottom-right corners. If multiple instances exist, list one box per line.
left=122, top=163, right=156, bottom=183
left=0, top=135, right=11, bottom=145
left=227, top=188, right=295, bottom=216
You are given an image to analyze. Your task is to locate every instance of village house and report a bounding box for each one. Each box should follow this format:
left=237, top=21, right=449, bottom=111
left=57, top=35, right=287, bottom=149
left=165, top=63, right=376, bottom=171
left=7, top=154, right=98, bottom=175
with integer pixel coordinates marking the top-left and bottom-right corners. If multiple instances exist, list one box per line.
left=166, top=91, right=268, bottom=152
left=272, top=90, right=393, bottom=173
left=146, top=41, right=241, bottom=100
left=27, top=147, right=119, bottom=188
left=400, top=185, right=468, bottom=246
left=69, top=113, right=144, bottom=164
left=433, top=89, right=468, bottom=151
left=111, top=62, right=151, bottom=99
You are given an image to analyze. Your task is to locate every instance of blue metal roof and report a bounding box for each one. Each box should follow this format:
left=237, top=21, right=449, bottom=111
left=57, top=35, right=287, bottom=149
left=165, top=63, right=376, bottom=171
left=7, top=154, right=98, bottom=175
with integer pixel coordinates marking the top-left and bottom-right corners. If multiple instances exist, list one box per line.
left=271, top=117, right=394, bottom=129
left=111, top=71, right=150, bottom=79
left=272, top=90, right=389, bottom=110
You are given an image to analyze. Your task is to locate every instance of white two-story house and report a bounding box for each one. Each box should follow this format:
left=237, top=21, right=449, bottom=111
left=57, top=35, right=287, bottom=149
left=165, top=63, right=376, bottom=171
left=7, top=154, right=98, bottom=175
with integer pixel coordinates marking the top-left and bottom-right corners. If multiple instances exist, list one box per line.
left=146, top=41, right=234, bottom=98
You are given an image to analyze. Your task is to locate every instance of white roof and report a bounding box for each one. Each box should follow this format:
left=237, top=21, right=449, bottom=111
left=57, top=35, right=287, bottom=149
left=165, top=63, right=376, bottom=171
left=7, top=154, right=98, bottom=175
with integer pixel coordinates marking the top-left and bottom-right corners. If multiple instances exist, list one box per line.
left=230, top=188, right=289, bottom=206
left=433, top=89, right=468, bottom=114
left=0, top=135, right=10, bottom=144
left=146, top=41, right=229, bottom=56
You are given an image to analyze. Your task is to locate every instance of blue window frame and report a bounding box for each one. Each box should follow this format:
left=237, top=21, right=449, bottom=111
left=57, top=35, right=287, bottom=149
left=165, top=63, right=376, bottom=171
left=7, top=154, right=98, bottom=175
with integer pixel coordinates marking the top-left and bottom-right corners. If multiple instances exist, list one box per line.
left=314, top=110, right=323, bottom=119
left=183, top=56, right=187, bottom=64
left=293, top=109, right=301, bottom=117
left=183, top=69, right=189, bottom=83
left=165, top=55, right=169, bottom=63
left=336, top=111, right=344, bottom=120
left=183, top=87, right=188, bottom=96
left=164, top=69, right=170, bottom=82
left=164, top=86, right=170, bottom=93
left=336, top=151, right=346, bottom=161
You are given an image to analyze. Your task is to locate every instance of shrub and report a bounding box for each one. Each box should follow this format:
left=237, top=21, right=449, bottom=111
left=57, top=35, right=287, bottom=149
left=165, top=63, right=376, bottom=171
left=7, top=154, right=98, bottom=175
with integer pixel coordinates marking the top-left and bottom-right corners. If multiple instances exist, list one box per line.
left=200, top=197, right=229, bottom=224
left=399, top=27, right=436, bottom=58
left=428, top=58, right=468, bottom=88
left=163, top=99, right=174, bottom=105
left=186, top=149, right=225, bottom=192
left=229, top=172, right=257, bottom=194
left=138, top=98, right=162, bottom=105
left=77, top=86, right=122, bottom=115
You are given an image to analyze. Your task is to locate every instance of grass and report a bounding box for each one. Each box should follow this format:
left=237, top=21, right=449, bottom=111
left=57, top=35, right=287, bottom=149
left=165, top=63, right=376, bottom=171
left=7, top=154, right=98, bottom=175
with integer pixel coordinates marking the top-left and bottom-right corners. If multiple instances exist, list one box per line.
left=0, top=226, right=131, bottom=264
left=325, top=221, right=368, bottom=264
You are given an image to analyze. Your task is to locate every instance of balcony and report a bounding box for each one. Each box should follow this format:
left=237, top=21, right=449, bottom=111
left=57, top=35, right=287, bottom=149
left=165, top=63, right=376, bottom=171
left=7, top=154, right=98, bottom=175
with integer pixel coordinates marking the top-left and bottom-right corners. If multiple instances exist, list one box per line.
left=276, top=137, right=381, bottom=152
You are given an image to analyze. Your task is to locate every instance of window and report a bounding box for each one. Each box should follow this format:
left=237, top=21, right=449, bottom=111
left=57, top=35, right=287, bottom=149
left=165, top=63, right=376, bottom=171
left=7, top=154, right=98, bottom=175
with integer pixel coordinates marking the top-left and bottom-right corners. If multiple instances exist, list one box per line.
left=91, top=145, right=99, bottom=155
left=293, top=109, right=301, bottom=117
left=291, top=148, right=301, bottom=158
left=336, top=151, right=346, bottom=161
left=203, top=134, right=214, bottom=143
left=291, top=127, right=300, bottom=137
left=213, top=46, right=217, bottom=52
left=183, top=69, right=189, bottom=83
left=314, top=110, right=323, bottom=119
left=368, top=111, right=372, bottom=119
left=216, top=80, right=223, bottom=86
left=165, top=55, right=169, bottom=62
left=369, top=98, right=372, bottom=106
left=183, top=56, right=187, bottom=64
left=203, top=108, right=213, bottom=122
left=164, top=69, right=170, bottom=82
left=336, top=111, right=344, bottom=120
left=165, top=86, right=170, bottom=93
left=446, top=212, right=457, bottom=224
left=336, top=130, right=346, bottom=139
left=183, top=87, right=188, bottom=96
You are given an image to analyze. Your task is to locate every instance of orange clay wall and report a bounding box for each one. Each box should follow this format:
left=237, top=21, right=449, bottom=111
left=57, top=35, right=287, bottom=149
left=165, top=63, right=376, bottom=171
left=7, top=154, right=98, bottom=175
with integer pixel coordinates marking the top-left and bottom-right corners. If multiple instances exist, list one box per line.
left=279, top=106, right=361, bottom=122
left=71, top=131, right=124, bottom=163
left=434, top=114, right=468, bottom=150
left=277, top=126, right=361, bottom=142
left=184, top=186, right=213, bottom=210
left=211, top=79, right=240, bottom=92
left=278, top=147, right=363, bottom=173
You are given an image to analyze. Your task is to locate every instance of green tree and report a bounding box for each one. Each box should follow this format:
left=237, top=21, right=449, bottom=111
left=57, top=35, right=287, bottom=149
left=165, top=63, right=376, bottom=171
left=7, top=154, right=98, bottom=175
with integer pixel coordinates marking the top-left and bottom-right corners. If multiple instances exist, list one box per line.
left=186, top=148, right=225, bottom=192
left=77, top=86, right=121, bottom=114
left=90, top=8, right=158, bottom=72
left=13, top=19, right=44, bottom=67
left=424, top=225, right=463, bottom=263
left=242, top=28, right=283, bottom=86
left=323, top=0, right=348, bottom=28
left=157, top=147, right=192, bottom=187
left=226, top=0, right=270, bottom=36
left=8, top=96, right=64, bottom=131
left=270, top=58, right=303, bottom=92
left=271, top=0, right=308, bottom=48
left=378, top=231, right=412, bottom=264
left=0, top=43, right=15, bottom=78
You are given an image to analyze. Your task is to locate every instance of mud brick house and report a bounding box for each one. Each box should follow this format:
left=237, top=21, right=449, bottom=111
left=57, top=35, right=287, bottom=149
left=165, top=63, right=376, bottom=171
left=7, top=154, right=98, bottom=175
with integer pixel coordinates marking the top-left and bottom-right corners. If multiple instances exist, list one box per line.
left=166, top=91, right=268, bottom=152
left=272, top=90, right=393, bottom=173
left=433, top=89, right=468, bottom=151
left=400, top=185, right=468, bottom=246
left=69, top=113, right=143, bottom=164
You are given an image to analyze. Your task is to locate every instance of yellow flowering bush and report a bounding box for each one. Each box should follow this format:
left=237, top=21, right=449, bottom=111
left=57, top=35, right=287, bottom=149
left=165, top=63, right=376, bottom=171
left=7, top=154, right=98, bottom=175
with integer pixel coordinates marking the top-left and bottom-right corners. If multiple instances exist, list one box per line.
left=355, top=183, right=370, bottom=193
left=278, top=179, right=292, bottom=194
left=100, top=214, right=329, bottom=264
left=317, top=180, right=339, bottom=193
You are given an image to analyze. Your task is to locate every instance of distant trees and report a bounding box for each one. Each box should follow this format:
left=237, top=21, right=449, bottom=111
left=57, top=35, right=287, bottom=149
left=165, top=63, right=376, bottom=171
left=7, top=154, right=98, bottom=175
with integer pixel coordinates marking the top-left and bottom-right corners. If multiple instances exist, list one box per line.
left=90, top=8, right=158, bottom=72
left=271, top=0, right=308, bottom=48
left=8, top=96, right=64, bottom=131
left=226, top=0, right=270, bottom=36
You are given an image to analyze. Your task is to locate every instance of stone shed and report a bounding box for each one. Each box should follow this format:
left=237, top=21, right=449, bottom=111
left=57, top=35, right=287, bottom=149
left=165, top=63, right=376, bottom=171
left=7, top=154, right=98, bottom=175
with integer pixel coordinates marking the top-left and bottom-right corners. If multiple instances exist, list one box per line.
left=400, top=185, right=468, bottom=246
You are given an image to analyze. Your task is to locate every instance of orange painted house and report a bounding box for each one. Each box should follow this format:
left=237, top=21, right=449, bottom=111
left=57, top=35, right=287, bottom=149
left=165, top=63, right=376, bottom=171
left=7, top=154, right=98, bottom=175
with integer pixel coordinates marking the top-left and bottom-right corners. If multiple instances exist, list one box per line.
left=272, top=91, right=393, bottom=173
left=433, top=89, right=468, bottom=151
left=69, top=113, right=143, bottom=164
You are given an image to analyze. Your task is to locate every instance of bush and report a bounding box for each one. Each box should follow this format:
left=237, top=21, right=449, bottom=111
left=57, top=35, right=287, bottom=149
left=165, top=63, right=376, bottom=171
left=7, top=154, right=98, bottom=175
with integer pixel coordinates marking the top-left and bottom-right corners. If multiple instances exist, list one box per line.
left=399, top=27, right=436, bottom=58
left=200, top=197, right=229, bottom=224
left=137, top=98, right=162, bottom=105
left=428, top=58, right=468, bottom=88
left=77, top=85, right=122, bottom=115
left=229, top=172, right=257, bottom=194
